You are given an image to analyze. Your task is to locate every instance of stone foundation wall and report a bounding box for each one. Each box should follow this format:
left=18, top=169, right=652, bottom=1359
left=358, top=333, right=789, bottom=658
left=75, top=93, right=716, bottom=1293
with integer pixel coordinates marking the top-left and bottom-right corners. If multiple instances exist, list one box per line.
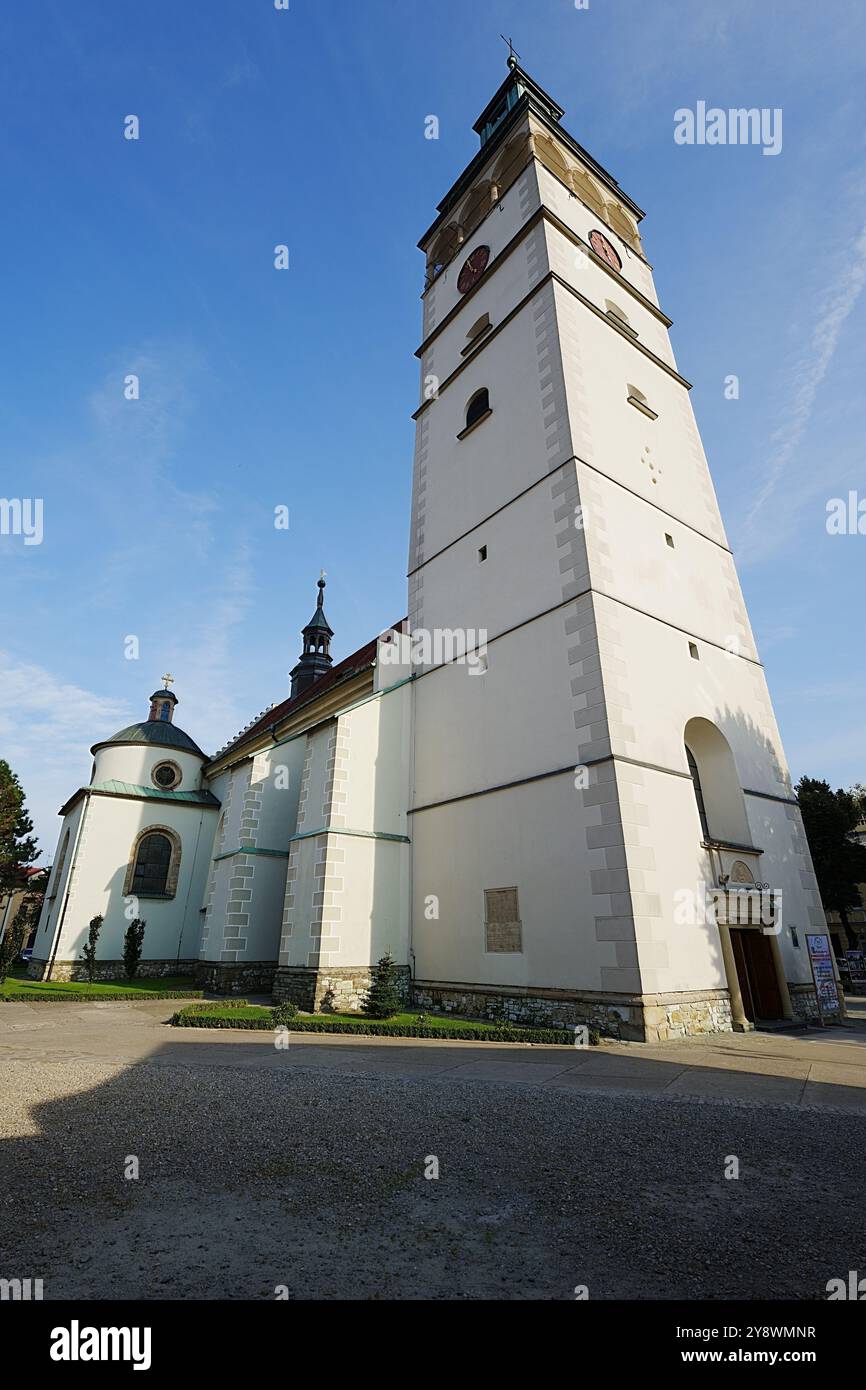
left=273, top=965, right=410, bottom=1014
left=194, top=961, right=277, bottom=997
left=411, top=981, right=734, bottom=1042
left=27, top=957, right=196, bottom=983
left=653, top=996, right=733, bottom=1040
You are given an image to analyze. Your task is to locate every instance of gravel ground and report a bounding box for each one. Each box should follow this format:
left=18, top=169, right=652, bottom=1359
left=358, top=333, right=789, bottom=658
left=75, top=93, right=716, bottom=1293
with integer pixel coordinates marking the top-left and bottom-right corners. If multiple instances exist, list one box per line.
left=1, top=1056, right=864, bottom=1300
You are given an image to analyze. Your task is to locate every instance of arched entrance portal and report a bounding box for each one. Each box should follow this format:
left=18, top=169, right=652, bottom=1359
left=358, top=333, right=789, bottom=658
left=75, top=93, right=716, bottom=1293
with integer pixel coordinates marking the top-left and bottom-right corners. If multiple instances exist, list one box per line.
left=683, top=718, right=792, bottom=1030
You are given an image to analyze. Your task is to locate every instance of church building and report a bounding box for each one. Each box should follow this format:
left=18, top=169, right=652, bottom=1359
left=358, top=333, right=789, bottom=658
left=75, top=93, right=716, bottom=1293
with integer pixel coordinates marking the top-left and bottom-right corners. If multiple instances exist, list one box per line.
left=31, top=60, right=829, bottom=1040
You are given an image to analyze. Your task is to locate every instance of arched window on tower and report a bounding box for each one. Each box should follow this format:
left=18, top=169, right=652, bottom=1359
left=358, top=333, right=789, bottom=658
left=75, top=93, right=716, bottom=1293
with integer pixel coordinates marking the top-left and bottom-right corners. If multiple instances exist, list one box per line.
left=683, top=718, right=752, bottom=847
left=627, top=384, right=658, bottom=420
left=572, top=168, right=606, bottom=218
left=606, top=201, right=640, bottom=251
left=685, top=745, right=710, bottom=841
left=462, top=387, right=491, bottom=436
left=605, top=300, right=637, bottom=337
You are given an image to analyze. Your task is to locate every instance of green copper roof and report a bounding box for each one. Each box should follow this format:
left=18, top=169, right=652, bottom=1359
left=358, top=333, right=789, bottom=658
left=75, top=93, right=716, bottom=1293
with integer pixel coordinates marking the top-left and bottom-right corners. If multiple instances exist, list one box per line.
left=92, top=780, right=220, bottom=806
left=91, top=721, right=208, bottom=758
left=58, top=780, right=221, bottom=818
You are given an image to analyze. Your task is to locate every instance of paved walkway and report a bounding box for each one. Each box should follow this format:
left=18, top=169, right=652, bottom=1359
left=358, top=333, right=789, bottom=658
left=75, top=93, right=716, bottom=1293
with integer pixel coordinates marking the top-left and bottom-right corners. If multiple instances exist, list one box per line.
left=2, top=994, right=865, bottom=1111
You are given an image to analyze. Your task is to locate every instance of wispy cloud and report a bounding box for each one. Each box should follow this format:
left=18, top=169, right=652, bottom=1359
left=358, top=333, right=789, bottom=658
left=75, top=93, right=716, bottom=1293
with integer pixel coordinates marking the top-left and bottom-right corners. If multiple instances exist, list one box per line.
left=223, top=54, right=261, bottom=90
left=739, top=219, right=866, bottom=556
left=0, top=339, right=238, bottom=853
left=0, top=652, right=131, bottom=857
left=753, top=623, right=797, bottom=651
left=778, top=679, right=863, bottom=704
left=788, top=721, right=866, bottom=782
left=82, top=344, right=222, bottom=603
left=0, top=534, right=260, bottom=855
left=159, top=540, right=261, bottom=759
left=184, top=49, right=263, bottom=142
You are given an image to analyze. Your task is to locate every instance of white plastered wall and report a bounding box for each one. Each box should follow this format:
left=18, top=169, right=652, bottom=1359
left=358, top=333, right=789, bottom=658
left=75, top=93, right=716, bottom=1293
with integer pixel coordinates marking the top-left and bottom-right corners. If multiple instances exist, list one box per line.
left=199, top=737, right=306, bottom=965
left=280, top=682, right=412, bottom=971
left=43, top=793, right=216, bottom=967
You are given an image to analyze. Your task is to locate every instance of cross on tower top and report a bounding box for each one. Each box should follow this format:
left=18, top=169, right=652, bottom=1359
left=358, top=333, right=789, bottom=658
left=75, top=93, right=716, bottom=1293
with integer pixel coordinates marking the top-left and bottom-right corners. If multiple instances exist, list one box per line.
left=500, top=34, right=521, bottom=67
left=161, top=672, right=175, bottom=690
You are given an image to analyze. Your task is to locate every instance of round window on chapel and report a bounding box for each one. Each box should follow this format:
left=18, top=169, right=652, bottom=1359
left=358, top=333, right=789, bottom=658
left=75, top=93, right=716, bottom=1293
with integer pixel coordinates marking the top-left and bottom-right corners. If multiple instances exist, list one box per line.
left=152, top=762, right=181, bottom=790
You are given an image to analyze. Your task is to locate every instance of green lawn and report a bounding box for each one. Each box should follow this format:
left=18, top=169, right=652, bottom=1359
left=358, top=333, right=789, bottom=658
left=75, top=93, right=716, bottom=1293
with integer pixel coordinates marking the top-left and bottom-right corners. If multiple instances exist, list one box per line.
left=171, top=1003, right=584, bottom=1045
left=0, top=975, right=203, bottom=1001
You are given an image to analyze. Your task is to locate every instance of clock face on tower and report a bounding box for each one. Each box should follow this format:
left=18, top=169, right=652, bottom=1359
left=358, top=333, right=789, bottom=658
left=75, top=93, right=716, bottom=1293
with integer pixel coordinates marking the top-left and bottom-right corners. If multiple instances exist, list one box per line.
left=589, top=229, right=622, bottom=272
left=457, top=245, right=490, bottom=294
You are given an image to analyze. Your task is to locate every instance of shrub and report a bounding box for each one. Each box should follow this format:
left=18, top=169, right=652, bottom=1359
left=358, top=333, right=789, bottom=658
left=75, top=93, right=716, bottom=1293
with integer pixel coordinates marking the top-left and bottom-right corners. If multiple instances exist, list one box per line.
left=122, top=918, right=146, bottom=979
left=272, top=1000, right=298, bottom=1027
left=81, top=914, right=103, bottom=984
left=181, top=1000, right=249, bottom=1014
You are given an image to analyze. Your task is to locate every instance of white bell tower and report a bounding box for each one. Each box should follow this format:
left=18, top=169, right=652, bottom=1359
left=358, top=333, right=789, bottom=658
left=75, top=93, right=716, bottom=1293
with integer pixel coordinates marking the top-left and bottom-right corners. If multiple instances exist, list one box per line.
left=407, top=61, right=826, bottom=1040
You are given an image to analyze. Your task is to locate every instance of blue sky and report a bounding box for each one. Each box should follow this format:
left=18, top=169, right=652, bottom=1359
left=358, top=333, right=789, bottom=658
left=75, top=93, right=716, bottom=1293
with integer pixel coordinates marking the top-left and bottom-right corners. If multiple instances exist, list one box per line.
left=1, top=0, right=865, bottom=857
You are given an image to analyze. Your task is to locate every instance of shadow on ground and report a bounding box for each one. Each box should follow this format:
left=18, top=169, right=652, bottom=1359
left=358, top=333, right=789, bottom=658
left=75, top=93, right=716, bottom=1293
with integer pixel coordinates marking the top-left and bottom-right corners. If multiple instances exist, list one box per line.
left=2, top=1021, right=865, bottom=1300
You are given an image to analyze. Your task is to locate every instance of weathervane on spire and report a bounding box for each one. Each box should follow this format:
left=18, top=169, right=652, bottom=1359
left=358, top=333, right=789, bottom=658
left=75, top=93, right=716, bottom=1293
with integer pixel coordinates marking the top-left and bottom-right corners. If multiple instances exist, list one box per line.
left=500, top=34, right=521, bottom=68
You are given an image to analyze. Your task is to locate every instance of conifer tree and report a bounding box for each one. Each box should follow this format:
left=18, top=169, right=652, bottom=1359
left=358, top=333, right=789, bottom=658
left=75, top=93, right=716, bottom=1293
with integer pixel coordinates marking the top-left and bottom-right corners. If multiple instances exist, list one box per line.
left=0, top=760, right=39, bottom=894
left=362, top=951, right=403, bottom=1019
left=0, top=900, right=36, bottom=983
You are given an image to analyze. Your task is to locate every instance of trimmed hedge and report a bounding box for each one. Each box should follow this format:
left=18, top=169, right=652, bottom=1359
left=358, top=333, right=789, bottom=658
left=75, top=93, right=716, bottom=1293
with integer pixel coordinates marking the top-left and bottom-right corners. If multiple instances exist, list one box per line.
left=180, top=999, right=252, bottom=1013
left=1, top=988, right=204, bottom=1002
left=170, top=1005, right=582, bottom=1045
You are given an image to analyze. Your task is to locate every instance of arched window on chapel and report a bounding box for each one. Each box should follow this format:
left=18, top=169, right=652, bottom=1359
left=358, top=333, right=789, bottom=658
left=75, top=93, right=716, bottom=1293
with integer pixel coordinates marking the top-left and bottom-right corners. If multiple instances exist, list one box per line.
left=124, top=826, right=182, bottom=899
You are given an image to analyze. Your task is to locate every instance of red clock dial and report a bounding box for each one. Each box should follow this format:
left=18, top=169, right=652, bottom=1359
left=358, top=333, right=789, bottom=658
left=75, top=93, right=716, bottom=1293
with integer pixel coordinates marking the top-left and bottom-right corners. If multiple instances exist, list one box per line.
left=457, top=245, right=490, bottom=294
left=589, top=229, right=622, bottom=272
